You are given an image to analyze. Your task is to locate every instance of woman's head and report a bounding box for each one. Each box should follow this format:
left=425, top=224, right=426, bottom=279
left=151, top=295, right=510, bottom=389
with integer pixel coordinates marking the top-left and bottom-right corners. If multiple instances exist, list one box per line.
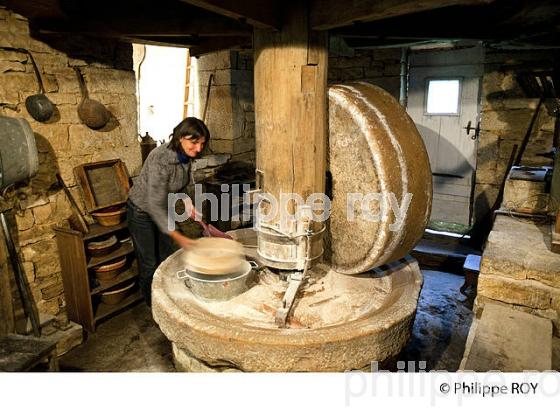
left=168, top=117, right=210, bottom=158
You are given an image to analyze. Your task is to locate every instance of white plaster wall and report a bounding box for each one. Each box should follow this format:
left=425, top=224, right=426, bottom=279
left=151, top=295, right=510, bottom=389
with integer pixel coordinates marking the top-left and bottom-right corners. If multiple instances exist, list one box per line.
left=134, top=44, right=188, bottom=142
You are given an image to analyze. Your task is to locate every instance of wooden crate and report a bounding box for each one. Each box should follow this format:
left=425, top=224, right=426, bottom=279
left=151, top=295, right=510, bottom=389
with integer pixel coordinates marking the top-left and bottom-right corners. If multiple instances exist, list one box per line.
left=74, top=159, right=130, bottom=213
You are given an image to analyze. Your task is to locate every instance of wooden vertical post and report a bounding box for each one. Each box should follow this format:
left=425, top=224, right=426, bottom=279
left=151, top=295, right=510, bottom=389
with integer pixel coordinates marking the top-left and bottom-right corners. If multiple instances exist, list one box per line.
left=253, top=3, right=328, bottom=269
left=253, top=3, right=327, bottom=231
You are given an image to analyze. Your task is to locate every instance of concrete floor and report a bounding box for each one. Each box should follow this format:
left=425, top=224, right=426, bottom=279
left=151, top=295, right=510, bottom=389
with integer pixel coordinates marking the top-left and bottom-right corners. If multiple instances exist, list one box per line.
left=60, top=270, right=473, bottom=372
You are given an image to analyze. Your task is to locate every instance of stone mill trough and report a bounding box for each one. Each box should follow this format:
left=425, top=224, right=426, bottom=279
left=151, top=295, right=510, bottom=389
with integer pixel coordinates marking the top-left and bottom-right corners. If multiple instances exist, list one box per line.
left=152, top=6, right=433, bottom=372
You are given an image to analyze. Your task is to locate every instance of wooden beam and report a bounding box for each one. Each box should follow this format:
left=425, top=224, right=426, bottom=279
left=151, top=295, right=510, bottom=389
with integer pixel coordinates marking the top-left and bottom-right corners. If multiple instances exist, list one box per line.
left=189, top=36, right=251, bottom=56
left=310, top=0, right=495, bottom=30
left=33, top=15, right=251, bottom=37
left=254, top=3, right=328, bottom=225
left=122, top=36, right=200, bottom=48
left=178, top=0, right=279, bottom=29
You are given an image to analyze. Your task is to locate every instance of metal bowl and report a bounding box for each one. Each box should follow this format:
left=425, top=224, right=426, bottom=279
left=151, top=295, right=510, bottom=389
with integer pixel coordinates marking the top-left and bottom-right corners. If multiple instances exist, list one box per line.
left=176, top=260, right=259, bottom=302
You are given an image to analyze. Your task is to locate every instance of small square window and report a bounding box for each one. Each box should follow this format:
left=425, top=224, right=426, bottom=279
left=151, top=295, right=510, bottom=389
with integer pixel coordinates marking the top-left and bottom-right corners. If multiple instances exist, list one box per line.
left=426, top=79, right=460, bottom=115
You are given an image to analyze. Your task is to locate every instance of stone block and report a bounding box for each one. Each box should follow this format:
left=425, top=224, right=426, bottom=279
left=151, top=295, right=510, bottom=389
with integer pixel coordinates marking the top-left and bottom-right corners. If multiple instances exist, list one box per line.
left=383, top=64, right=401, bottom=76
left=68, top=124, right=124, bottom=154
left=480, top=215, right=560, bottom=287
left=461, top=301, right=552, bottom=371
left=329, top=56, right=371, bottom=69
left=481, top=109, right=534, bottom=132
left=32, top=203, right=53, bottom=225
left=0, top=49, right=27, bottom=63
left=42, top=320, right=83, bottom=356
left=46, top=92, right=79, bottom=105
left=41, top=280, right=64, bottom=300
left=477, top=274, right=557, bottom=310
left=231, top=151, right=256, bottom=164
left=17, top=222, right=56, bottom=247
left=337, top=67, right=364, bottom=81
left=0, top=72, right=35, bottom=104
left=205, top=154, right=230, bottom=167
left=33, top=124, right=70, bottom=152
left=502, top=98, right=540, bottom=110
left=15, top=210, right=34, bottom=231
left=21, top=238, right=58, bottom=264
left=32, top=53, right=69, bottom=71
left=34, top=254, right=61, bottom=278
left=233, top=137, right=255, bottom=154
left=199, top=69, right=231, bottom=86
left=82, top=68, right=136, bottom=95
left=203, top=87, right=237, bottom=141
left=475, top=161, right=498, bottom=185
left=482, top=70, right=506, bottom=96
left=209, top=139, right=233, bottom=153
left=53, top=104, right=81, bottom=124
left=364, top=67, right=384, bottom=77
left=22, top=261, right=35, bottom=283
left=42, top=75, right=59, bottom=93
left=103, top=94, right=137, bottom=121
left=55, top=73, right=81, bottom=94
left=197, top=51, right=233, bottom=70
left=0, top=61, right=25, bottom=73
left=36, top=298, right=61, bottom=316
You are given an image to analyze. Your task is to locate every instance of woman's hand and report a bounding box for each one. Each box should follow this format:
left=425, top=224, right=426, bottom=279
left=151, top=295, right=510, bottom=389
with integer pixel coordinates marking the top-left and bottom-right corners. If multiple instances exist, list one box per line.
left=169, top=230, right=195, bottom=249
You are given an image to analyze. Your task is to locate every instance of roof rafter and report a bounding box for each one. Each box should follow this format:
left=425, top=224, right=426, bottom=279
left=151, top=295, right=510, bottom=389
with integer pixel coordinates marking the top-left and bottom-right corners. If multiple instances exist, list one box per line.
left=178, top=0, right=279, bottom=29
left=310, top=0, right=495, bottom=30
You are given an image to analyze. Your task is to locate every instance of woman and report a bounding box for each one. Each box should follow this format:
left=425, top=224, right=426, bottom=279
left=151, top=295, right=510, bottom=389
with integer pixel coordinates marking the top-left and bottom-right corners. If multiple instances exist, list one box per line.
left=127, top=117, right=209, bottom=305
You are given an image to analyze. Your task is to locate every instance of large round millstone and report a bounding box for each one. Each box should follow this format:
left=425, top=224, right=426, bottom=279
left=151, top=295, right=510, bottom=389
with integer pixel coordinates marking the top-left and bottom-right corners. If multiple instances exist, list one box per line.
left=152, top=249, right=423, bottom=372
left=328, top=82, right=432, bottom=274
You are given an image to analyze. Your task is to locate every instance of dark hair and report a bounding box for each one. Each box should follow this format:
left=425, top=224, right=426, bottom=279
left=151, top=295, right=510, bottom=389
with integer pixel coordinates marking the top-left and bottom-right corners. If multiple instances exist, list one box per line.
left=167, top=117, right=210, bottom=152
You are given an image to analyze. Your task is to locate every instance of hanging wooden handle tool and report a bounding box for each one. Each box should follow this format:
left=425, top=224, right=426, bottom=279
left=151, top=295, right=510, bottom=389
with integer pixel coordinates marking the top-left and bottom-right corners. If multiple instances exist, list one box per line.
left=56, top=173, right=89, bottom=234
left=0, top=210, right=41, bottom=336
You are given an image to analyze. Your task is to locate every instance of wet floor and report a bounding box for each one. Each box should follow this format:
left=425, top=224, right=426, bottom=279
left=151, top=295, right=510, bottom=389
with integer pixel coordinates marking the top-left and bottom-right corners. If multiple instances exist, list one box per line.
left=60, top=270, right=473, bottom=372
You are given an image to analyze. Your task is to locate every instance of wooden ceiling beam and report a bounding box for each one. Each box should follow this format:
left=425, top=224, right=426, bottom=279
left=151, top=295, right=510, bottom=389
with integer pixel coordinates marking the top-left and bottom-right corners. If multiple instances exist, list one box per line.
left=178, top=0, right=279, bottom=29
left=121, top=36, right=200, bottom=48
left=332, top=0, right=560, bottom=43
left=33, top=15, right=252, bottom=38
left=310, top=0, right=495, bottom=30
left=189, top=36, right=252, bottom=56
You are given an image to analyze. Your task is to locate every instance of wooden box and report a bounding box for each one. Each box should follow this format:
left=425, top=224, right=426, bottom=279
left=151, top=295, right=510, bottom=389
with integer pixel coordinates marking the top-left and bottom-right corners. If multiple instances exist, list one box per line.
left=74, top=159, right=131, bottom=212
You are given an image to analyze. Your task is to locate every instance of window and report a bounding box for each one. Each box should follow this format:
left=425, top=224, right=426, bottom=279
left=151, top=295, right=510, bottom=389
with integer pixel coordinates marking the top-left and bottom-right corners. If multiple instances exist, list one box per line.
left=426, top=79, right=461, bottom=115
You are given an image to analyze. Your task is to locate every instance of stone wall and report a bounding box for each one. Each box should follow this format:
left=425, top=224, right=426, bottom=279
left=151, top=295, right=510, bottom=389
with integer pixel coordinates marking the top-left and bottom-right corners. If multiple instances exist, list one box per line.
left=0, top=7, right=141, bottom=332
left=474, top=49, right=558, bottom=222
left=328, top=48, right=402, bottom=99
left=196, top=50, right=255, bottom=164
left=476, top=215, right=560, bottom=336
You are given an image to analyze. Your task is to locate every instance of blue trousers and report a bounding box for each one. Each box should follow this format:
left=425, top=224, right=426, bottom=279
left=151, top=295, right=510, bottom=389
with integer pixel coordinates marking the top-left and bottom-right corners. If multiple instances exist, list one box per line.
left=127, top=200, right=175, bottom=305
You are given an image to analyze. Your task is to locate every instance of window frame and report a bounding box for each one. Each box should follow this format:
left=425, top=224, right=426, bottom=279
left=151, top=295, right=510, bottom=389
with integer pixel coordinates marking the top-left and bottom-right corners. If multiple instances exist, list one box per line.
left=424, top=77, right=463, bottom=117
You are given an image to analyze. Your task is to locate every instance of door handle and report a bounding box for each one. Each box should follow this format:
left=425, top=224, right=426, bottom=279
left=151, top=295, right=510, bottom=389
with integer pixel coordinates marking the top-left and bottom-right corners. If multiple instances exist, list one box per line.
left=464, top=121, right=480, bottom=140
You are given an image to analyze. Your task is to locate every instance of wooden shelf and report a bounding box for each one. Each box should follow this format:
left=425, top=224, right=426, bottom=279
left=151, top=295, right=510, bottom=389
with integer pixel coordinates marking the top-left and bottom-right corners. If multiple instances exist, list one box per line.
left=56, top=217, right=138, bottom=333
left=83, top=221, right=128, bottom=241
left=87, top=242, right=134, bottom=268
left=94, top=289, right=143, bottom=322
left=90, top=264, right=138, bottom=296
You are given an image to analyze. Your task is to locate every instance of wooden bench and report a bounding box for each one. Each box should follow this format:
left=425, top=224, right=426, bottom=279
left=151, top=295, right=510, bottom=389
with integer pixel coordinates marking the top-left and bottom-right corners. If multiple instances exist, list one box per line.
left=0, top=334, right=58, bottom=372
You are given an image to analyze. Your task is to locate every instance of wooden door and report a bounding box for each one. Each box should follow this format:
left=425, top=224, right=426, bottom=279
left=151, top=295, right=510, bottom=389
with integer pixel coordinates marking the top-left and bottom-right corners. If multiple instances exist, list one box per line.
left=407, top=47, right=483, bottom=225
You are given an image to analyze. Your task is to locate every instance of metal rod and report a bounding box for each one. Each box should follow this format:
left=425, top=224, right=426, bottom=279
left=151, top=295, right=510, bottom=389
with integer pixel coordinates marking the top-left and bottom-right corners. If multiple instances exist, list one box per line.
left=399, top=47, right=409, bottom=108
left=0, top=211, right=40, bottom=336
left=514, top=96, right=544, bottom=166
